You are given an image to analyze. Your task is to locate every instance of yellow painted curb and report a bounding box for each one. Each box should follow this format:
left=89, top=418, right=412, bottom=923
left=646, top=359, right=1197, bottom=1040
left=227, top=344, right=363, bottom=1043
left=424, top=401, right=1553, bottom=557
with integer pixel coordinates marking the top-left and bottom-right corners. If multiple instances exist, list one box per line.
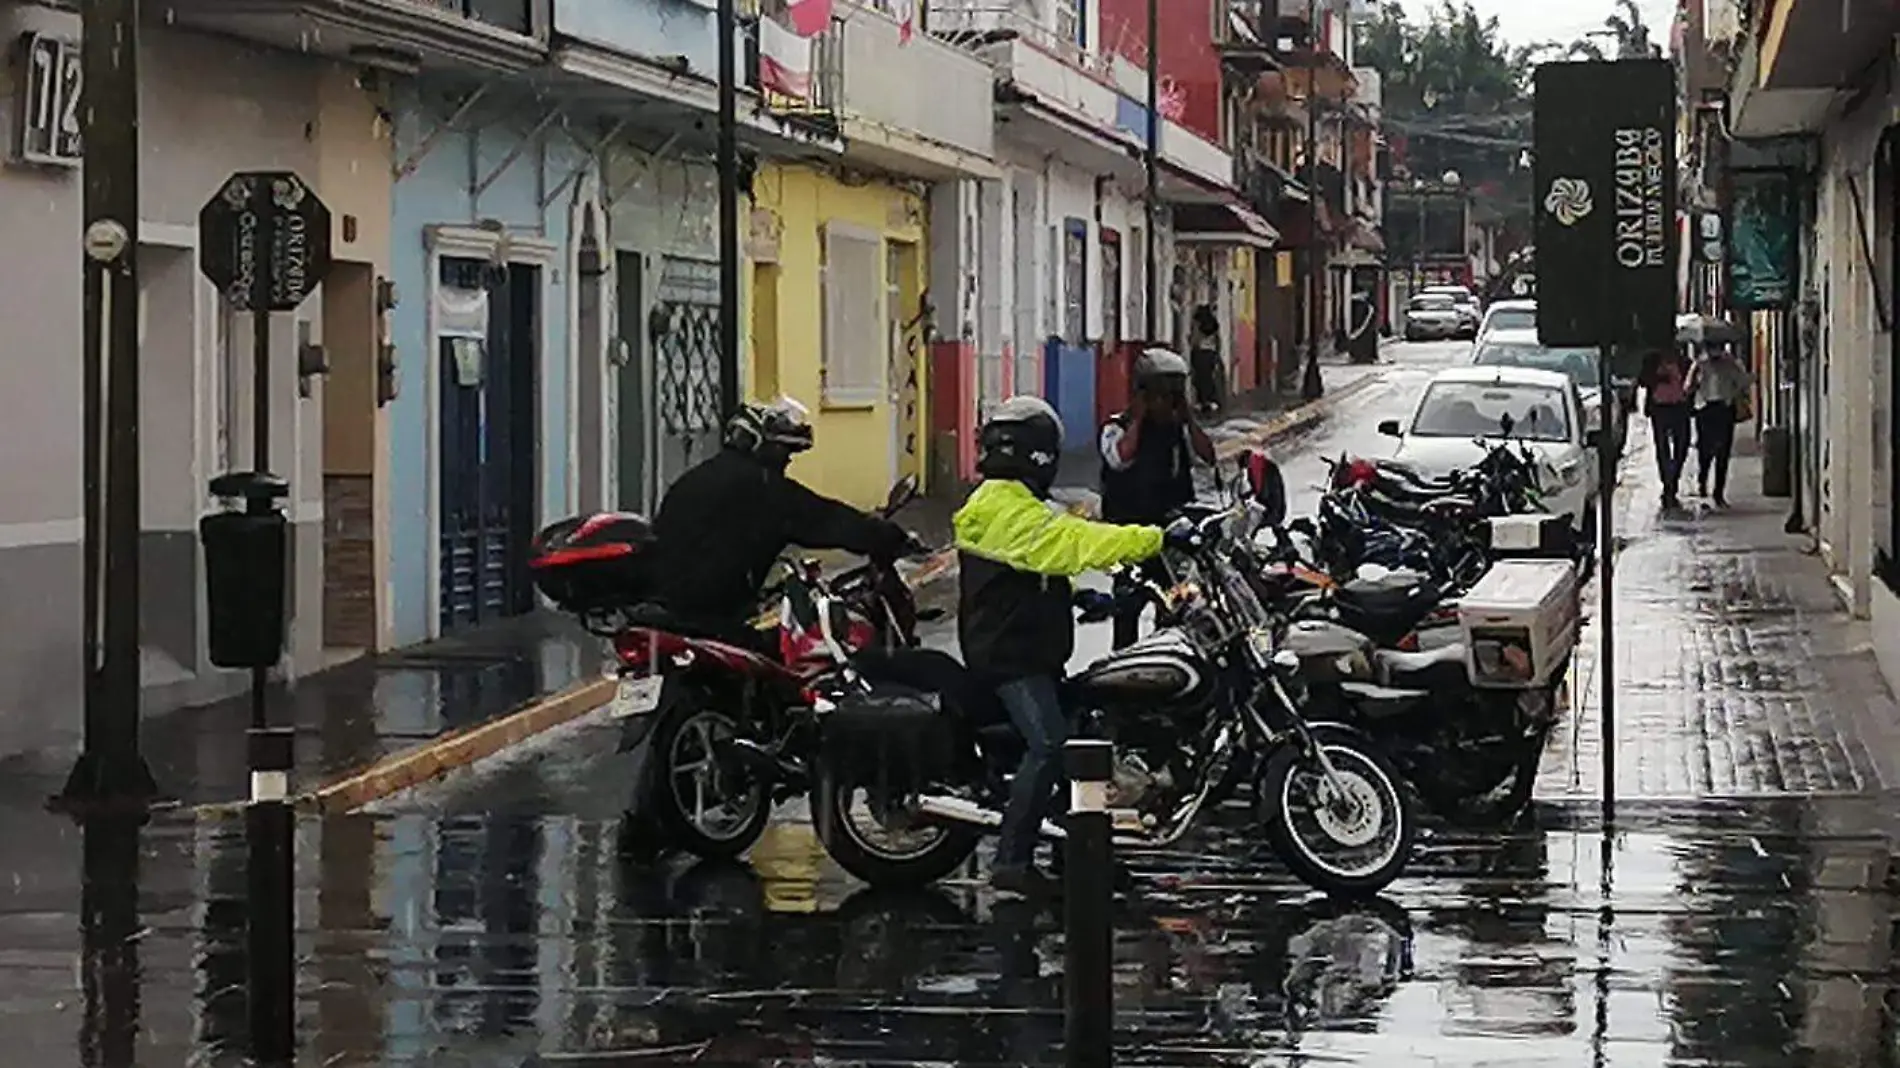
left=191, top=674, right=619, bottom=819
left=1213, top=371, right=1386, bottom=461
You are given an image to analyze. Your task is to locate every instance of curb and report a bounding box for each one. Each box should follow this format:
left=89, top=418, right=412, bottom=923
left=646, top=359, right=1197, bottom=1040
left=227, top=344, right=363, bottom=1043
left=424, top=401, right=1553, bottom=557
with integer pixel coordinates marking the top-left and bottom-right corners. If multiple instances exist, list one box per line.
left=191, top=674, right=618, bottom=818
left=1212, top=369, right=1385, bottom=461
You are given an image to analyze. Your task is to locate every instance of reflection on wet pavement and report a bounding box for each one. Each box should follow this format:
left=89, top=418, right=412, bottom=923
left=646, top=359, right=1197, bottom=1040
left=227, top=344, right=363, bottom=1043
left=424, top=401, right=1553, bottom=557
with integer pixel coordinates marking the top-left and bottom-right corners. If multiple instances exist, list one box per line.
left=12, top=343, right=1900, bottom=1065
left=6, top=791, right=1898, bottom=1066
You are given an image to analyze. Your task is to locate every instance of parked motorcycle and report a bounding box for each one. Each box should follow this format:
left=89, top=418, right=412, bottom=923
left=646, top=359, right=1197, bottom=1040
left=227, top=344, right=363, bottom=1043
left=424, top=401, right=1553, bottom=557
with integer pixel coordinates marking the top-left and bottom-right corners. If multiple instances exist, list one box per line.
left=808, top=498, right=1418, bottom=898
left=528, top=475, right=953, bottom=859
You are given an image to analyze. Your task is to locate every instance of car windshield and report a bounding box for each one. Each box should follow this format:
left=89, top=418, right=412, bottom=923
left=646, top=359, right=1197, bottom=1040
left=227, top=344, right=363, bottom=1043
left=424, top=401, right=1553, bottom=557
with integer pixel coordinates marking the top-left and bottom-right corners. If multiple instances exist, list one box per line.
left=1409, top=296, right=1455, bottom=311
left=1472, top=341, right=1598, bottom=389
left=1410, top=381, right=1572, bottom=442
left=1484, top=307, right=1536, bottom=332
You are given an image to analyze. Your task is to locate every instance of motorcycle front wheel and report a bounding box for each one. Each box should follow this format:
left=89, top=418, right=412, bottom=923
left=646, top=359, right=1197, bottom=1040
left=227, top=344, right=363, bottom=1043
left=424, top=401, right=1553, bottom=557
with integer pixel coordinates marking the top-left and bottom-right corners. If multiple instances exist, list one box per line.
left=647, top=685, right=773, bottom=860
left=1258, top=728, right=1415, bottom=898
left=812, top=767, right=980, bottom=889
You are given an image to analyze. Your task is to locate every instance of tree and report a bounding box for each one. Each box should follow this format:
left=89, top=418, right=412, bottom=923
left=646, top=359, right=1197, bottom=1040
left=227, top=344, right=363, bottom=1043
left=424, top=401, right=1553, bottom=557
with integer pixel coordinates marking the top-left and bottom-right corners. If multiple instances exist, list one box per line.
left=1600, top=0, right=1663, bottom=58
left=1356, top=2, right=1536, bottom=244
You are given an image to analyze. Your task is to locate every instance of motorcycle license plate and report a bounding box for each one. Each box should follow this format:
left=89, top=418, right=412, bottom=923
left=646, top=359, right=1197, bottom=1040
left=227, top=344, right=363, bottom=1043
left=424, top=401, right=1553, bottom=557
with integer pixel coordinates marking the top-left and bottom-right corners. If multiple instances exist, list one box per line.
left=609, top=675, right=664, bottom=719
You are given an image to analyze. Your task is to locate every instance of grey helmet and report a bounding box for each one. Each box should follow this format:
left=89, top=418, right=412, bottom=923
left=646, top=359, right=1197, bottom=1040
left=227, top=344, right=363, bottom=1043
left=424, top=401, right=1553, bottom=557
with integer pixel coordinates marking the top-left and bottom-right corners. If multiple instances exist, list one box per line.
left=1134, top=347, right=1191, bottom=389
left=977, top=396, right=1064, bottom=494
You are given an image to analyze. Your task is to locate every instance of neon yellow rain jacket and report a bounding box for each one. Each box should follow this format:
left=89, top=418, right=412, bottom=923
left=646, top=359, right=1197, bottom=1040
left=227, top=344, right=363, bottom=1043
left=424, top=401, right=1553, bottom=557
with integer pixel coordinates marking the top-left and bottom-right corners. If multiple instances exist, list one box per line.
left=952, top=478, right=1163, bottom=680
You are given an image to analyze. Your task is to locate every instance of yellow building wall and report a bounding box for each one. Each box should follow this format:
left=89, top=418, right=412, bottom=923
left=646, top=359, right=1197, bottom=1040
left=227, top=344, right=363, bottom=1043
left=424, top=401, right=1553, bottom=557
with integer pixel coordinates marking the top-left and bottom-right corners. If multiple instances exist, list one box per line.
left=749, top=164, right=928, bottom=510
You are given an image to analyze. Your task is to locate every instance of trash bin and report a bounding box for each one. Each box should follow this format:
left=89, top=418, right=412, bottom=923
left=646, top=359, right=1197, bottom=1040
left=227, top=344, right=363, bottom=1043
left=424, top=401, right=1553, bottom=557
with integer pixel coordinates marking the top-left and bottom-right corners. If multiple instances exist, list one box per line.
left=1761, top=424, right=1792, bottom=498
left=201, top=472, right=291, bottom=669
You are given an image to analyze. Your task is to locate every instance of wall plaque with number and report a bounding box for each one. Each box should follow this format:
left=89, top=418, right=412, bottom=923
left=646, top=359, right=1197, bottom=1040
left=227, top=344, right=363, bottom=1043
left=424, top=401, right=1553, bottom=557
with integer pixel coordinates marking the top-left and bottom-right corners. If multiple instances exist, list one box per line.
left=15, top=31, right=82, bottom=166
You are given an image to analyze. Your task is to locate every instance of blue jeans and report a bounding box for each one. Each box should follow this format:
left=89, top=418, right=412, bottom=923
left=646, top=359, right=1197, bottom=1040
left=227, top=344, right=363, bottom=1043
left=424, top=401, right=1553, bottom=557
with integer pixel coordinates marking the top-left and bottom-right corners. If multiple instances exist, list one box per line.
left=993, top=674, right=1067, bottom=872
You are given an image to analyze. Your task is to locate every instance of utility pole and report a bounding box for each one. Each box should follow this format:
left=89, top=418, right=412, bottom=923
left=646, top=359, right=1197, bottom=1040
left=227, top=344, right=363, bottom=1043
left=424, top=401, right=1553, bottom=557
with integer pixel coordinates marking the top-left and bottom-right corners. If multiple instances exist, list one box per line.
left=1143, top=0, right=1160, bottom=340
left=716, top=0, right=742, bottom=416
left=62, top=0, right=158, bottom=807
left=1299, top=0, right=1324, bottom=400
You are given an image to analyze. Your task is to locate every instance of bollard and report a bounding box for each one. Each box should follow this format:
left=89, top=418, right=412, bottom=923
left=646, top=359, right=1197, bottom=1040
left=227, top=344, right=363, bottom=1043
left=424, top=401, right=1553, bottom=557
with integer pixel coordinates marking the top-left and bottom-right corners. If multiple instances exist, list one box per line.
left=1064, top=738, right=1114, bottom=1068
left=246, top=725, right=297, bottom=1065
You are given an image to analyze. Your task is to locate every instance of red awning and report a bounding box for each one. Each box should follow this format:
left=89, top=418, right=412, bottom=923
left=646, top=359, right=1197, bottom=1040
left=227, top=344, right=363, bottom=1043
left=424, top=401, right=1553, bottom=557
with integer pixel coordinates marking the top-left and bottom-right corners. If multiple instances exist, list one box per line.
left=1174, top=202, right=1281, bottom=249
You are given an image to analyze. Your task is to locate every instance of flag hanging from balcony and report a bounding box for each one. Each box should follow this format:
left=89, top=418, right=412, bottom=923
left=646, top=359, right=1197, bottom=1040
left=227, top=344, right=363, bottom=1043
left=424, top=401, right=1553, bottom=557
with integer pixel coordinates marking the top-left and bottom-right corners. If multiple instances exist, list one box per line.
left=786, top=0, right=834, bottom=37
left=758, top=16, right=814, bottom=100
left=884, top=0, right=916, bottom=44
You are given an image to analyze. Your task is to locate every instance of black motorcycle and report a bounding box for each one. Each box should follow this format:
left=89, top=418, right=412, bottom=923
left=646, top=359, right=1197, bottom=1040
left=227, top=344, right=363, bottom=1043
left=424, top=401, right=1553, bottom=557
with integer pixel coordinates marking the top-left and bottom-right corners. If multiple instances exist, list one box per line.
left=806, top=500, right=1418, bottom=899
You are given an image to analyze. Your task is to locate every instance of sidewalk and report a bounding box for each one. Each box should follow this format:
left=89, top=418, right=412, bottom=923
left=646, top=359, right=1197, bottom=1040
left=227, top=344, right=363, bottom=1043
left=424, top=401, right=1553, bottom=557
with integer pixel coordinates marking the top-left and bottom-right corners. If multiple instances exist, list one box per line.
left=1539, top=422, right=1900, bottom=800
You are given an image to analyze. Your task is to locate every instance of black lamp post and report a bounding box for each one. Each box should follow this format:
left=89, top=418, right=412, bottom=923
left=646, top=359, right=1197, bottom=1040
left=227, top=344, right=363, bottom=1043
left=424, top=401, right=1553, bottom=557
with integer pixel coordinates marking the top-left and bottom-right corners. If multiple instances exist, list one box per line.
left=1299, top=0, right=1324, bottom=400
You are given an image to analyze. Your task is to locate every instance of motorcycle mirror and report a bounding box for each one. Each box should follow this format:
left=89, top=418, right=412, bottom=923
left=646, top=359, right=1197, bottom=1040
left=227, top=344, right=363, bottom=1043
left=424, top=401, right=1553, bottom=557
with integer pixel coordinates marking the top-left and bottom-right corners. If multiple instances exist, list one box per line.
left=882, top=474, right=920, bottom=515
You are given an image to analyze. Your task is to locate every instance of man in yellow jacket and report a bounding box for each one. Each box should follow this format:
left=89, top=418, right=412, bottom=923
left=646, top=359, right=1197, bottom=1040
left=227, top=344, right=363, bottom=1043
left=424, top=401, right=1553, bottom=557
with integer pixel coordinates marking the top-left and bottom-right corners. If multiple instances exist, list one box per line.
left=954, top=396, right=1191, bottom=897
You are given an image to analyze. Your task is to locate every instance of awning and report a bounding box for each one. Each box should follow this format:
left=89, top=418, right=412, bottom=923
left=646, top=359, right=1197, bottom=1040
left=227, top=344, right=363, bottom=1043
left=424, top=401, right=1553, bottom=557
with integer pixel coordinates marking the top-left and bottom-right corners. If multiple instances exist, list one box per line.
left=1173, top=202, right=1280, bottom=249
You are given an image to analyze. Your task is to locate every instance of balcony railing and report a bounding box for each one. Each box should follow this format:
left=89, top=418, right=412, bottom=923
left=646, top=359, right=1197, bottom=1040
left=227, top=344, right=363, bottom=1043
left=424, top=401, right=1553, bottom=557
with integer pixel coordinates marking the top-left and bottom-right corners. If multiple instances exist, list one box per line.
left=931, top=0, right=1106, bottom=76
left=411, top=0, right=535, bottom=35
left=744, top=13, right=845, bottom=137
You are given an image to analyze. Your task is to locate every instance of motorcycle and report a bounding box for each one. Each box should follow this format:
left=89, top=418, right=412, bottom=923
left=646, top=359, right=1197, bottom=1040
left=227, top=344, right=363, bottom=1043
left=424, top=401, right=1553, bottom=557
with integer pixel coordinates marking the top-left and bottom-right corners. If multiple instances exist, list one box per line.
left=528, top=475, right=952, bottom=859
left=807, top=497, right=1418, bottom=898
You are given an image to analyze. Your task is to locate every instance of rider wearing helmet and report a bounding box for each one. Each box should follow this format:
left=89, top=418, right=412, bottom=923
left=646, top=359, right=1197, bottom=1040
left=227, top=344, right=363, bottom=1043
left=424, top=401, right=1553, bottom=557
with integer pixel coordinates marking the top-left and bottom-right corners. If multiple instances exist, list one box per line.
left=1099, top=348, right=1215, bottom=647
left=651, top=396, right=916, bottom=647
left=954, top=396, right=1193, bottom=897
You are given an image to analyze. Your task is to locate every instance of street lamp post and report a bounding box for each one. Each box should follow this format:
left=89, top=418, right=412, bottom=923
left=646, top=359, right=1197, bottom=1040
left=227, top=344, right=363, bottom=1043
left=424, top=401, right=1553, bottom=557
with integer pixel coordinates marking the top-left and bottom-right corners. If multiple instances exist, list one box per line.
left=716, top=0, right=741, bottom=417
left=1299, top=0, right=1324, bottom=400
left=1144, top=0, right=1160, bottom=340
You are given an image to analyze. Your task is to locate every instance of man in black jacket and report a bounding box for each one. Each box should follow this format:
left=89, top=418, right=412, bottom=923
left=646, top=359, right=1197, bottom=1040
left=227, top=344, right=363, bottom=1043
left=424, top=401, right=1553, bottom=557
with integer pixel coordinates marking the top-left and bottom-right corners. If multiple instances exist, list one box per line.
left=1099, top=348, right=1215, bottom=647
left=651, top=397, right=915, bottom=648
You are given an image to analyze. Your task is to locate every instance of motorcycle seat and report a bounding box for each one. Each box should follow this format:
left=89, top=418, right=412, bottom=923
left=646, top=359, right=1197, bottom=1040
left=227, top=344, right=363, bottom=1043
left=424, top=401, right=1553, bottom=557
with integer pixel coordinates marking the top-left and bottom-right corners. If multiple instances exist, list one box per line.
left=1372, top=644, right=1468, bottom=691
left=1332, top=577, right=1443, bottom=646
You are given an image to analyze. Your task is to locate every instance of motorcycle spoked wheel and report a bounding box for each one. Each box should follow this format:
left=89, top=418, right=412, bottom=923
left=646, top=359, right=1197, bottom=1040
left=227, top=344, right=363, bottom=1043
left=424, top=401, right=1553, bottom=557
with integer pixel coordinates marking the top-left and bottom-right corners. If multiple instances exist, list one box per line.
left=1257, top=728, right=1415, bottom=898
left=648, top=686, right=773, bottom=860
left=811, top=767, right=980, bottom=889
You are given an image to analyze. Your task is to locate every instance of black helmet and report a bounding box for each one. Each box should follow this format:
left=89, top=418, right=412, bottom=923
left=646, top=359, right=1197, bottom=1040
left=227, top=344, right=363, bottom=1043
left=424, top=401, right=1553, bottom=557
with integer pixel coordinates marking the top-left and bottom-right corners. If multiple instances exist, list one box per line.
left=724, top=396, right=814, bottom=464
left=1134, top=347, right=1190, bottom=390
left=977, top=395, right=1064, bottom=494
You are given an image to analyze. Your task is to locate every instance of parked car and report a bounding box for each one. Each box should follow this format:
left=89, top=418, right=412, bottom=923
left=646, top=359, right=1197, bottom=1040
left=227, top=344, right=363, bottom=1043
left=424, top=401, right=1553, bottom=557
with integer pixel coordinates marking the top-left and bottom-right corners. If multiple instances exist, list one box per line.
left=1402, top=294, right=1466, bottom=341
left=1470, top=329, right=1628, bottom=456
left=1420, top=285, right=1481, bottom=338
left=1376, top=365, right=1601, bottom=541
left=1475, top=298, right=1537, bottom=342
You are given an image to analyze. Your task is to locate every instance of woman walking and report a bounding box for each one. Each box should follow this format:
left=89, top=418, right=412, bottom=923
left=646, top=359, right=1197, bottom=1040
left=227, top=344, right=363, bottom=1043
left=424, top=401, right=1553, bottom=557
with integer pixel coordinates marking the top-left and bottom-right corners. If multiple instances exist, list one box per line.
left=1188, top=305, right=1225, bottom=415
left=1639, top=345, right=1694, bottom=508
left=1688, top=343, right=1754, bottom=508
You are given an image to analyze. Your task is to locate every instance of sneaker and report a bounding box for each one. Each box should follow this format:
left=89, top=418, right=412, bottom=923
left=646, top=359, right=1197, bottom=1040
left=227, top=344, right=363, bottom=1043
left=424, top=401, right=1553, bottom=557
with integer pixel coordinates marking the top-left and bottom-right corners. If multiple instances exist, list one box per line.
left=990, top=865, right=1061, bottom=899
left=1714, top=493, right=1729, bottom=508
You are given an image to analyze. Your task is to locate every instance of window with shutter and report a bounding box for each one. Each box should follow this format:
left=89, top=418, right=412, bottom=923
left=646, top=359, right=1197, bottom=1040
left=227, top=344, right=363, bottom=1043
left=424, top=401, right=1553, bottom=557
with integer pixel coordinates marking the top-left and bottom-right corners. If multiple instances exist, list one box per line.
left=821, top=221, right=885, bottom=406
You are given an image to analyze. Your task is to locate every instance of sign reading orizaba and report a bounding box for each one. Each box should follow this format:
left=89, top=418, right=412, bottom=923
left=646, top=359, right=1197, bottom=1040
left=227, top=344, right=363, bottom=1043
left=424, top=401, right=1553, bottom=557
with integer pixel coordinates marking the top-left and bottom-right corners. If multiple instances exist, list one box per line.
left=1532, top=60, right=1676, bottom=348
left=197, top=171, right=333, bottom=312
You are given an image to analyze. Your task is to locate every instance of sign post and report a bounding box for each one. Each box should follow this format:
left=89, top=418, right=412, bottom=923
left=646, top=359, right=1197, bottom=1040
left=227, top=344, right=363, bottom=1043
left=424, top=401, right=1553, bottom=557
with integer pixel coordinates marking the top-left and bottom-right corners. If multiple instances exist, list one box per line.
left=1532, top=60, right=1677, bottom=823
left=196, top=169, right=333, bottom=1067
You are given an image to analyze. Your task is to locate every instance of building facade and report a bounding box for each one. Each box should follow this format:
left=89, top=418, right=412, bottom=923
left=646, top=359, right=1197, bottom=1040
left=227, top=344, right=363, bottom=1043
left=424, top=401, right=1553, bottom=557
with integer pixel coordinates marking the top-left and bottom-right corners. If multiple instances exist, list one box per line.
left=1720, top=0, right=1900, bottom=701
left=1, top=2, right=398, bottom=757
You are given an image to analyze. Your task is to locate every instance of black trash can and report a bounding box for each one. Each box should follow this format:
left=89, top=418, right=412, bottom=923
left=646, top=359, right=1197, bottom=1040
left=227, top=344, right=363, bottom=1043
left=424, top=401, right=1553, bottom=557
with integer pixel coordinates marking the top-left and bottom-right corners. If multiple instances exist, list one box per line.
left=201, top=472, right=291, bottom=669
left=1761, top=424, right=1792, bottom=498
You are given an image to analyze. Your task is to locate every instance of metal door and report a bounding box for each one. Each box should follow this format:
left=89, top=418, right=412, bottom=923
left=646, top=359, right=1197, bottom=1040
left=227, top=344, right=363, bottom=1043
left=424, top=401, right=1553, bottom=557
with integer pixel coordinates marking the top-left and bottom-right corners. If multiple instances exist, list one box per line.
left=649, top=256, right=724, bottom=494
left=614, top=251, right=649, bottom=512
left=438, top=257, right=538, bottom=634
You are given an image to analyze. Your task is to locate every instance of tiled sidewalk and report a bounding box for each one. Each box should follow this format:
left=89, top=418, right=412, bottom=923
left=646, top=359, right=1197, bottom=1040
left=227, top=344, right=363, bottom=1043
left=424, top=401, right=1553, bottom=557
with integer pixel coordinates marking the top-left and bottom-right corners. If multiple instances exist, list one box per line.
left=1538, top=424, right=1900, bottom=800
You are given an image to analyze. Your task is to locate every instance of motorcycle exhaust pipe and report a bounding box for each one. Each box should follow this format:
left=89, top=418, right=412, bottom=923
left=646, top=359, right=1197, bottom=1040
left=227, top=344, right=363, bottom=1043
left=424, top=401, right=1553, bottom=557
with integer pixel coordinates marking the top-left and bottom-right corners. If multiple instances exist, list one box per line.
left=718, top=738, right=803, bottom=783
left=916, top=795, right=1068, bottom=840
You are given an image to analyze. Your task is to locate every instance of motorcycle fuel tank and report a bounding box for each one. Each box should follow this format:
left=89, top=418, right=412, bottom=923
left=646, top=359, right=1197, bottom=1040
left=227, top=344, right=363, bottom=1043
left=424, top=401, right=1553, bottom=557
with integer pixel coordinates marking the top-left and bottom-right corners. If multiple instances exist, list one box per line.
left=1280, top=619, right=1375, bottom=684
left=1072, top=630, right=1209, bottom=705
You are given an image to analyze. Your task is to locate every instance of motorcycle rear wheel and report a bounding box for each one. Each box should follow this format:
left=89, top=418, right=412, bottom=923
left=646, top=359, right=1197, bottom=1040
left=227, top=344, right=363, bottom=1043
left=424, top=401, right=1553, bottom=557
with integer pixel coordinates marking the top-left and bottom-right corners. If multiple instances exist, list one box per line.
left=648, top=688, right=773, bottom=860
left=812, top=768, right=980, bottom=889
left=1259, top=729, right=1415, bottom=897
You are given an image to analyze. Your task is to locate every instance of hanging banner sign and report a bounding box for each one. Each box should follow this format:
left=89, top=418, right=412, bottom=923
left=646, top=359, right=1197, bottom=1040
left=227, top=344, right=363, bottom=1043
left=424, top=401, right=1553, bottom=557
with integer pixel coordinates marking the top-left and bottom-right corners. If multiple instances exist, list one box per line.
left=1728, top=170, right=1797, bottom=310
left=1532, top=59, right=1677, bottom=348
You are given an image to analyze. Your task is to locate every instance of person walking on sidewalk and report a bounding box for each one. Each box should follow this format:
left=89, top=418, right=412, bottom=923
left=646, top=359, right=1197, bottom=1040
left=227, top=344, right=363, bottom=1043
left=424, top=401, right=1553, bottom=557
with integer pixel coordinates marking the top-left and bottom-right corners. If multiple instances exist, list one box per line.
left=954, top=396, right=1191, bottom=897
left=1100, top=349, right=1216, bottom=649
left=1689, top=343, right=1754, bottom=508
left=1188, top=305, right=1226, bottom=414
left=1639, top=345, right=1694, bottom=508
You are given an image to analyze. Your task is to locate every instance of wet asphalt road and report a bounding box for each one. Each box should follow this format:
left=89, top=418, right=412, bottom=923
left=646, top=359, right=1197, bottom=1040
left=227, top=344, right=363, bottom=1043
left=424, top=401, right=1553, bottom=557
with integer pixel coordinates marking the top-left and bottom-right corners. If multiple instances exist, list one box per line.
left=10, top=340, right=1900, bottom=1066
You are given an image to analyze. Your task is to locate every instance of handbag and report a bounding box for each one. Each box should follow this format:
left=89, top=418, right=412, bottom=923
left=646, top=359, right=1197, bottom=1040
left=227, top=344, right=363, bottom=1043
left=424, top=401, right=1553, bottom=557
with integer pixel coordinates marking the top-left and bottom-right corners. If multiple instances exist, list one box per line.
left=1736, top=391, right=1754, bottom=423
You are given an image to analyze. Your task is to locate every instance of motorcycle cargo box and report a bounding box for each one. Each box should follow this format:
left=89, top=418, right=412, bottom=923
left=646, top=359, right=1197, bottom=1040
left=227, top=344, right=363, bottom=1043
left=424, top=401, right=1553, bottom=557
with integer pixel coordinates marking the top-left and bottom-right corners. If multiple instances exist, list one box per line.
left=1481, top=514, right=1578, bottom=560
left=1457, top=559, right=1580, bottom=688
left=528, top=513, right=657, bottom=612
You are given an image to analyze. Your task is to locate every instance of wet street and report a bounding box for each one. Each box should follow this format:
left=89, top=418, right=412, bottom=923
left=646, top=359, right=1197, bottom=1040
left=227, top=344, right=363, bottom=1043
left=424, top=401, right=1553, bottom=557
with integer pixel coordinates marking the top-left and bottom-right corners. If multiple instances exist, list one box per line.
left=9, top=340, right=1900, bottom=1065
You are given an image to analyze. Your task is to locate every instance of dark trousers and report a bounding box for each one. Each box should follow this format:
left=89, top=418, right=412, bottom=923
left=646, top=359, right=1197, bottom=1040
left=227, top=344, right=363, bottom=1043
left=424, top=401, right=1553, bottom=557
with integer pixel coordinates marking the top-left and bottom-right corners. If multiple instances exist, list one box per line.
left=1695, top=402, right=1738, bottom=498
left=1650, top=402, right=1692, bottom=499
left=1111, top=557, right=1169, bottom=649
left=993, top=674, right=1066, bottom=872
left=1190, top=348, right=1224, bottom=411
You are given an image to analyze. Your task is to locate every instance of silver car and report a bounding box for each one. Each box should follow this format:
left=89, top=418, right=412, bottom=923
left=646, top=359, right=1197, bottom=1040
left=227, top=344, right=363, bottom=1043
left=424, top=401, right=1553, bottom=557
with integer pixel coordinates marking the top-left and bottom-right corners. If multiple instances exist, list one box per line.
left=1403, top=294, right=1466, bottom=341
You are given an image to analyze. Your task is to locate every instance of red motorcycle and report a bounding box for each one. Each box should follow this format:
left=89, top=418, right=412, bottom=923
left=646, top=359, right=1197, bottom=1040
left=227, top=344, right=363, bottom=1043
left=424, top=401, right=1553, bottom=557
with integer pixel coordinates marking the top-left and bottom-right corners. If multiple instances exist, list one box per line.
left=528, top=475, right=950, bottom=859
